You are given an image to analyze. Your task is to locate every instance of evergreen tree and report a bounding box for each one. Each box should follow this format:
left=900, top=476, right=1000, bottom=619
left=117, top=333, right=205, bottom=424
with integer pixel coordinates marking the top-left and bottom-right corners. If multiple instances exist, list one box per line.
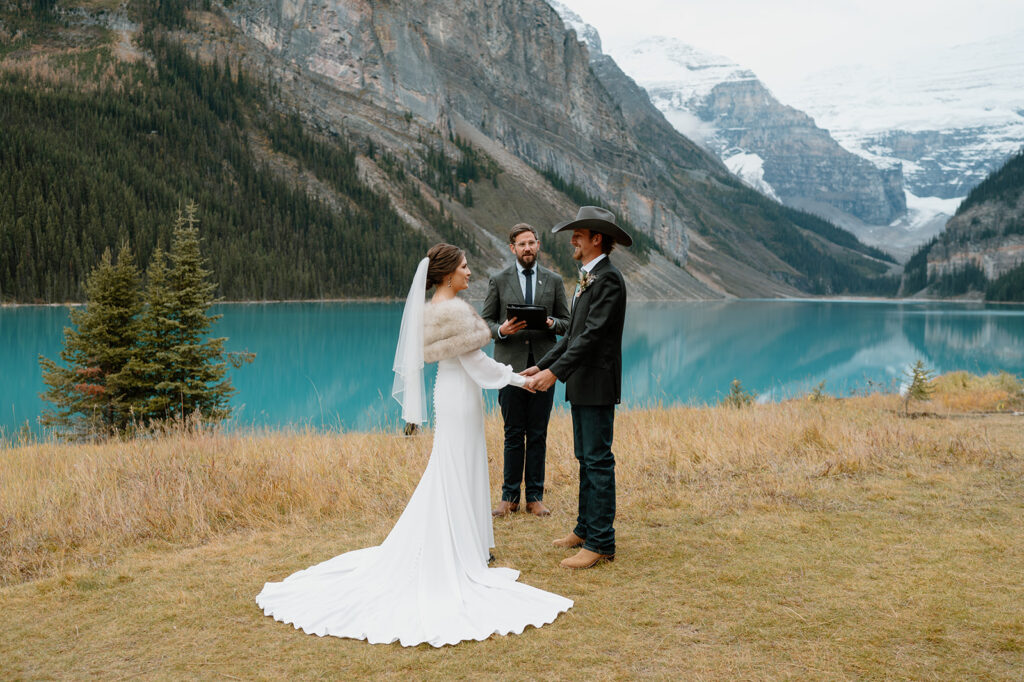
left=957, top=149, right=1024, bottom=215
left=152, top=201, right=235, bottom=423
left=39, top=243, right=143, bottom=437
left=120, top=245, right=178, bottom=421
left=39, top=203, right=251, bottom=437
left=931, top=263, right=987, bottom=296
left=721, top=378, right=757, bottom=408
left=902, top=360, right=935, bottom=416
left=986, top=261, right=1024, bottom=302
left=901, top=239, right=935, bottom=295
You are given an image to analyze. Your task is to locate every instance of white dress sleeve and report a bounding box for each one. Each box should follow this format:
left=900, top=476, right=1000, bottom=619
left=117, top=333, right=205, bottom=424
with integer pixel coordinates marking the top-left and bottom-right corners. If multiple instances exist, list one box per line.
left=457, top=349, right=527, bottom=389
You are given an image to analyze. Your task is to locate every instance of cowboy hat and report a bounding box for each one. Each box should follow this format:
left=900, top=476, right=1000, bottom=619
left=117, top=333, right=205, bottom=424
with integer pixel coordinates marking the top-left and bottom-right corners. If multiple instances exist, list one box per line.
left=551, top=206, right=633, bottom=246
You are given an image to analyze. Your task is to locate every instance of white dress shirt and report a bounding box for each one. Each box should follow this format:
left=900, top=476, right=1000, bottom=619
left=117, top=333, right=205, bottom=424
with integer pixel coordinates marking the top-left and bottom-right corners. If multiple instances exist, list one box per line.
left=515, top=260, right=540, bottom=302
left=498, top=261, right=542, bottom=339
left=581, top=253, right=606, bottom=274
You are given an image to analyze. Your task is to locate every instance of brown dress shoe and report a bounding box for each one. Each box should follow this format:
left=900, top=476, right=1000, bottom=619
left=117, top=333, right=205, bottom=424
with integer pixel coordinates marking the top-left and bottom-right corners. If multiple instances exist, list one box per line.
left=491, top=500, right=519, bottom=517
left=525, top=501, right=551, bottom=517
left=560, top=548, right=614, bottom=570
left=552, top=532, right=585, bottom=549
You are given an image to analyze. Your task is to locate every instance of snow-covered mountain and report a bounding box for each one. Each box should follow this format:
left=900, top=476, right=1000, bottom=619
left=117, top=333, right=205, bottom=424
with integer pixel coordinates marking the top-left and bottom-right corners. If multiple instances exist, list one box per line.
left=551, top=2, right=1022, bottom=260
left=773, top=33, right=1024, bottom=260
left=603, top=35, right=909, bottom=243
left=593, top=36, right=753, bottom=144
left=777, top=31, right=1024, bottom=202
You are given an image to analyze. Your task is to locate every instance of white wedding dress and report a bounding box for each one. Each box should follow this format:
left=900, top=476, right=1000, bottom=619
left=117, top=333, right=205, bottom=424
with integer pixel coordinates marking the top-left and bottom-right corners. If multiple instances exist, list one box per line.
left=255, top=349, right=573, bottom=647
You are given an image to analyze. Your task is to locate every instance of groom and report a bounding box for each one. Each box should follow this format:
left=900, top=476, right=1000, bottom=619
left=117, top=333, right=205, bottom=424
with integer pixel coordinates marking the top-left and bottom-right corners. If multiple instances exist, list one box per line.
left=524, top=206, right=630, bottom=570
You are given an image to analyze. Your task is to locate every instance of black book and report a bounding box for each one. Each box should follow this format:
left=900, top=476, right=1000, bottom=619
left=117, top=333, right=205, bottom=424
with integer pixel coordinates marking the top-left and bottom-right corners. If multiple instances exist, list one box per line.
left=505, top=304, right=548, bottom=331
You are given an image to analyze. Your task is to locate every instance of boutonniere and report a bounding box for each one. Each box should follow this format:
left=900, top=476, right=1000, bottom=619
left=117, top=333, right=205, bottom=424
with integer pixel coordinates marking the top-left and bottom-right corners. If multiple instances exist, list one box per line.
left=577, top=270, right=597, bottom=293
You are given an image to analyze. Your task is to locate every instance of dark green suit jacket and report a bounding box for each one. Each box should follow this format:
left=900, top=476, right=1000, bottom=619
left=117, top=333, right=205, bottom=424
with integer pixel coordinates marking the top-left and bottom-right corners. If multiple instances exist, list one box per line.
left=537, top=257, right=627, bottom=406
left=481, top=263, right=570, bottom=373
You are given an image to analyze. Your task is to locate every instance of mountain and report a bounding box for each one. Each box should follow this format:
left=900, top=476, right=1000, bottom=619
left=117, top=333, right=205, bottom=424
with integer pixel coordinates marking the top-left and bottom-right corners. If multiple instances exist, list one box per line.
left=603, top=35, right=905, bottom=224
left=550, top=15, right=917, bottom=257
left=779, top=31, right=1024, bottom=201
left=901, top=150, right=1024, bottom=300
left=0, top=15, right=432, bottom=302
left=561, top=23, right=928, bottom=260
left=553, top=7, right=1022, bottom=264
left=0, top=0, right=897, bottom=303
left=779, top=31, right=1024, bottom=257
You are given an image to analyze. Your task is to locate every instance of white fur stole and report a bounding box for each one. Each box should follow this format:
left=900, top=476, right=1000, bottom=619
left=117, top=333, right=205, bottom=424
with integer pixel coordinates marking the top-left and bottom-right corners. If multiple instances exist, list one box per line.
left=423, top=297, right=491, bottom=363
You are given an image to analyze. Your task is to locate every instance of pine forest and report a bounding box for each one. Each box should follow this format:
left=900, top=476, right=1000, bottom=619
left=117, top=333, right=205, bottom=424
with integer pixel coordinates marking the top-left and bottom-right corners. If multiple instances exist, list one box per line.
left=1, top=7, right=429, bottom=302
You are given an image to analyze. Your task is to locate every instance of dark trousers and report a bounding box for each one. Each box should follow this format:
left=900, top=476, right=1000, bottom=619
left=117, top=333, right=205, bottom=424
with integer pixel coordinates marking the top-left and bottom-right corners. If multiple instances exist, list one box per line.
left=498, top=384, right=555, bottom=503
left=571, top=404, right=616, bottom=555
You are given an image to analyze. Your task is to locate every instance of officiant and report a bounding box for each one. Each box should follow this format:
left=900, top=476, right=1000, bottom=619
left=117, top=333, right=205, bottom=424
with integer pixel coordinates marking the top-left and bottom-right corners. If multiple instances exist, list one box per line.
left=482, top=223, right=571, bottom=517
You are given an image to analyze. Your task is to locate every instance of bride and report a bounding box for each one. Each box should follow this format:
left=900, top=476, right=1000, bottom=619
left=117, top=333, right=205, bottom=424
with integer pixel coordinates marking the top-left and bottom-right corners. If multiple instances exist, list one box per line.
left=256, top=243, right=573, bottom=647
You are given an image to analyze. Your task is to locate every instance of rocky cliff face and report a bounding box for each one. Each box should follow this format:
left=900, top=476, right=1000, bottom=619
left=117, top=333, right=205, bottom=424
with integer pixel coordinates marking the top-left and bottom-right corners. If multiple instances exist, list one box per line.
left=927, top=234, right=1024, bottom=283
left=205, top=0, right=893, bottom=297
left=926, top=195, right=1024, bottom=281
left=870, top=129, right=1008, bottom=200
left=902, top=151, right=1024, bottom=297
left=0, top=0, right=899, bottom=302
left=692, top=78, right=906, bottom=224
left=229, top=0, right=719, bottom=264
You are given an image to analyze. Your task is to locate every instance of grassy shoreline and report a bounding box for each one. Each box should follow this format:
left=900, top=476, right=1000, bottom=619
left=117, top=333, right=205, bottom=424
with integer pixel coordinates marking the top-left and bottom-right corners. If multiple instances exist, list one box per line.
left=2, top=375, right=1023, bottom=678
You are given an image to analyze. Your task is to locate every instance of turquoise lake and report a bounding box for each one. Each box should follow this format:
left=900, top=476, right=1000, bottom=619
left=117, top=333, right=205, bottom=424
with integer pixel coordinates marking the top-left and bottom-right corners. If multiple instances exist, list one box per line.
left=3, top=300, right=1024, bottom=438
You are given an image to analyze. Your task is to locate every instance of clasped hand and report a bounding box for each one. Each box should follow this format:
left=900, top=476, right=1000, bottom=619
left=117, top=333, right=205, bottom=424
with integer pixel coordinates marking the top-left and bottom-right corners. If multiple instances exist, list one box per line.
left=519, top=365, right=557, bottom=392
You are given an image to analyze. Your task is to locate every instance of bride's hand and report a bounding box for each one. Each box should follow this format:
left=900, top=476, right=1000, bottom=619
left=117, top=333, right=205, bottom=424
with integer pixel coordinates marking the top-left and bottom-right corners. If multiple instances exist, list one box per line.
left=521, top=376, right=537, bottom=393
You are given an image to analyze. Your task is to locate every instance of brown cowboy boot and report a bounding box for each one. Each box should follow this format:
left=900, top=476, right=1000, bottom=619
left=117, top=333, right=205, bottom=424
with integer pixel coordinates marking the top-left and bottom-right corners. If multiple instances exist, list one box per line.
left=552, top=532, right=584, bottom=549
left=491, top=500, right=519, bottom=517
left=525, top=500, right=551, bottom=517
left=560, top=548, right=614, bottom=569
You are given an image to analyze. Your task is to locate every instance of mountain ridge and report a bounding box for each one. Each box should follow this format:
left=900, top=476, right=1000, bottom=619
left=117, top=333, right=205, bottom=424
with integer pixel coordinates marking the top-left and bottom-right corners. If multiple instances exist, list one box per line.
left=0, top=0, right=897, bottom=302
left=901, top=150, right=1024, bottom=300
left=547, top=7, right=914, bottom=258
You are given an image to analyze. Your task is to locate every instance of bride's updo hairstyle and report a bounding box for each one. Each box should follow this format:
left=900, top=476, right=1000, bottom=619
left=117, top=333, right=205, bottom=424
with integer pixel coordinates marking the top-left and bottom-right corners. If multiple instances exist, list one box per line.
left=425, top=243, right=464, bottom=290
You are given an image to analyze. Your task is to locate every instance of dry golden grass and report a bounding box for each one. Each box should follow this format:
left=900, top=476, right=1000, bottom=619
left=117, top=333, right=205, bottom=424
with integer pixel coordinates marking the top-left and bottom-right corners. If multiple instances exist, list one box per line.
left=929, top=371, right=1024, bottom=413
left=2, top=379, right=1023, bottom=679
left=0, top=428, right=430, bottom=584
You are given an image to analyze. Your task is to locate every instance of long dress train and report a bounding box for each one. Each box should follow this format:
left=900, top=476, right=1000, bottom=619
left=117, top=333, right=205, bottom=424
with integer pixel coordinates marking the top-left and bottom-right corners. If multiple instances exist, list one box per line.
left=255, top=349, right=573, bottom=647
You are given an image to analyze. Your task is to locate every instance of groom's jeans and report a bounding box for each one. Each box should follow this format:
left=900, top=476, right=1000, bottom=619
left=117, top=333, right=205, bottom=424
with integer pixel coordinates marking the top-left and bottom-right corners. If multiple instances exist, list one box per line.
left=498, top=384, right=555, bottom=503
left=571, top=404, right=616, bottom=555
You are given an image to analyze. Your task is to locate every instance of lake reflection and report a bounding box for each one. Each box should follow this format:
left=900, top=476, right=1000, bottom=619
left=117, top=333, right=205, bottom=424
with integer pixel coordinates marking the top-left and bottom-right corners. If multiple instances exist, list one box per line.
left=2, top=300, right=1023, bottom=437
left=622, top=301, right=1024, bottom=405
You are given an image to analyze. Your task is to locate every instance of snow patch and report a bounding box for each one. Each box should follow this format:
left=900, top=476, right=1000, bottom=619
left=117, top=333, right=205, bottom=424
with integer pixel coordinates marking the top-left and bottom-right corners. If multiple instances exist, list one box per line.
left=779, top=32, right=1024, bottom=136
left=892, top=191, right=963, bottom=231
left=547, top=1, right=602, bottom=53
left=905, top=192, right=963, bottom=217
left=724, top=151, right=780, bottom=201
left=607, top=35, right=757, bottom=104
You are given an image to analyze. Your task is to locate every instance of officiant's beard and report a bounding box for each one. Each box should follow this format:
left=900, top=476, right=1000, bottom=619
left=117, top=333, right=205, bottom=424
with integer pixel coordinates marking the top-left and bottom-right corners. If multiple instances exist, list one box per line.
left=516, top=252, right=537, bottom=268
